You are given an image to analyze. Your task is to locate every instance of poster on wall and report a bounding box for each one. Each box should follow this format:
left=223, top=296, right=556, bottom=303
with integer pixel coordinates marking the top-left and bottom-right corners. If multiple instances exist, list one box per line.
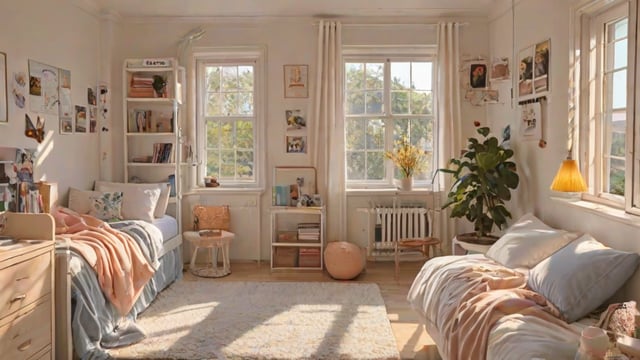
left=286, top=135, right=306, bottom=153
left=58, top=68, right=72, bottom=133
left=29, top=60, right=59, bottom=115
left=490, top=57, right=510, bottom=81
left=285, top=109, right=306, bottom=130
left=75, top=105, right=87, bottom=133
left=469, top=62, right=488, bottom=89
left=518, top=39, right=550, bottom=100
left=520, top=102, right=542, bottom=140
left=284, top=64, right=309, bottom=98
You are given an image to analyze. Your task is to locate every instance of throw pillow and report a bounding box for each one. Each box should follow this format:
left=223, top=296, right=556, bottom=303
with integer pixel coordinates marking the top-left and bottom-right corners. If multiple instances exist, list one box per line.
left=485, top=212, right=579, bottom=268
left=527, top=233, right=640, bottom=323
left=94, top=181, right=166, bottom=221
left=68, top=187, right=101, bottom=214
left=89, top=191, right=123, bottom=221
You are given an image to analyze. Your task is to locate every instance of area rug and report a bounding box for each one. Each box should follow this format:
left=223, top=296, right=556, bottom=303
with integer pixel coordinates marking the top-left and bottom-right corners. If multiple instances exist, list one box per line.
left=108, top=280, right=400, bottom=360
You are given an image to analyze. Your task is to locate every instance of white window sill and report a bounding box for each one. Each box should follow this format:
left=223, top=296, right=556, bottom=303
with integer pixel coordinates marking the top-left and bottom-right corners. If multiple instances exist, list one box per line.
left=346, top=188, right=434, bottom=196
left=550, top=195, right=640, bottom=228
left=183, top=187, right=265, bottom=196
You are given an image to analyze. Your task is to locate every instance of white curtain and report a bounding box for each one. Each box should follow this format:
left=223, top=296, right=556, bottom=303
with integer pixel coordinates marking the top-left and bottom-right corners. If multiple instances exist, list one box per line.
left=312, top=20, right=345, bottom=242
left=435, top=22, right=462, bottom=253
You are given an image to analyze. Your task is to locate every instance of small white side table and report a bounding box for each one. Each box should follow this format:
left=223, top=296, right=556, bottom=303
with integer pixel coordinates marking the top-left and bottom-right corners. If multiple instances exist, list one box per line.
left=451, top=236, right=493, bottom=255
left=183, top=230, right=234, bottom=277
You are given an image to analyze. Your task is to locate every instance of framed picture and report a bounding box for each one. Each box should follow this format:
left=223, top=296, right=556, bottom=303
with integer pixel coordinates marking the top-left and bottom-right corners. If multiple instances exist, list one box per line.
left=284, top=64, right=308, bottom=98
left=490, top=57, right=510, bottom=81
left=285, top=109, right=306, bottom=130
left=286, top=135, right=306, bottom=154
left=75, top=105, right=87, bottom=133
left=518, top=39, right=550, bottom=100
left=0, top=52, right=6, bottom=123
left=469, top=63, right=488, bottom=89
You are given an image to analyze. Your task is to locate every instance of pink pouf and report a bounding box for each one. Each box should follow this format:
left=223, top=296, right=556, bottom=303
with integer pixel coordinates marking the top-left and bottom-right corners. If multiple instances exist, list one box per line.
left=324, top=241, right=366, bottom=280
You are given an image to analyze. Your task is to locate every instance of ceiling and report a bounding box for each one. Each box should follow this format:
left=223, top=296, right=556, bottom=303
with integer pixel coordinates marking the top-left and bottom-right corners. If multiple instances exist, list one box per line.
left=91, top=0, right=495, bottom=19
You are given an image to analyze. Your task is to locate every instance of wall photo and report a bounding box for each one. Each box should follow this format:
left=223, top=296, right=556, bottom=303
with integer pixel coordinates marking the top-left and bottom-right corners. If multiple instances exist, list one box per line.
left=518, top=39, right=550, bottom=100
left=284, top=64, right=308, bottom=98
left=286, top=135, right=306, bottom=153
left=469, top=63, right=487, bottom=89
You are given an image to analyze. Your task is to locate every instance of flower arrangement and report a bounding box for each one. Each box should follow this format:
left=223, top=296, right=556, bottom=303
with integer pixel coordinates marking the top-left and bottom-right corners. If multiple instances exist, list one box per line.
left=384, top=136, right=426, bottom=178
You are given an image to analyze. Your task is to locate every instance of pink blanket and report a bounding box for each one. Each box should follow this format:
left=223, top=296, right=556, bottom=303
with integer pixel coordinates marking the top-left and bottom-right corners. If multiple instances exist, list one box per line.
left=54, top=207, right=155, bottom=316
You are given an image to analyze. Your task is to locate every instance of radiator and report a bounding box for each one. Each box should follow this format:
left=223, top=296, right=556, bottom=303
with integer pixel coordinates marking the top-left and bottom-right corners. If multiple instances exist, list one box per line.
left=372, top=206, right=430, bottom=254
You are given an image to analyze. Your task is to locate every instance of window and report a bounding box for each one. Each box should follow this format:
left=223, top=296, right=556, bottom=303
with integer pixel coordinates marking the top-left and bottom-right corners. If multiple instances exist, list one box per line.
left=195, top=48, right=265, bottom=188
left=576, top=1, right=639, bottom=214
left=343, top=51, right=435, bottom=188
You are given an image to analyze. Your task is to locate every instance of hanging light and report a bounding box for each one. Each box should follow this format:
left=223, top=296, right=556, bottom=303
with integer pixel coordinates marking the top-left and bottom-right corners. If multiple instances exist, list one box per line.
left=550, top=154, right=587, bottom=192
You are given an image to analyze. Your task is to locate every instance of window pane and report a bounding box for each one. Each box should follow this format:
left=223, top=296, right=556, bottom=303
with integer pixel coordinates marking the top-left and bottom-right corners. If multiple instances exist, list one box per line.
left=238, top=66, right=253, bottom=90
left=366, top=119, right=384, bottom=149
left=613, top=40, right=627, bottom=69
left=611, top=69, right=627, bottom=109
left=365, top=63, right=384, bottom=90
left=206, top=66, right=220, bottom=92
left=347, top=151, right=365, bottom=180
left=223, top=93, right=239, bottom=115
left=366, top=152, right=385, bottom=180
left=206, top=93, right=222, bottom=116
left=206, top=121, right=220, bottom=148
left=345, top=63, right=364, bottom=91
left=608, top=18, right=628, bottom=42
left=365, top=91, right=383, bottom=113
left=219, top=122, right=233, bottom=148
left=206, top=149, right=219, bottom=176
left=220, top=150, right=236, bottom=178
left=412, top=62, right=432, bottom=91
left=391, top=91, right=409, bottom=114
left=610, top=130, right=626, bottom=157
left=221, top=66, right=238, bottom=90
left=238, top=92, right=254, bottom=115
left=346, top=118, right=365, bottom=150
left=236, top=120, right=254, bottom=149
left=411, top=91, right=432, bottom=115
left=608, top=157, right=625, bottom=195
left=236, top=150, right=254, bottom=179
left=346, top=90, right=365, bottom=115
left=391, top=62, right=410, bottom=89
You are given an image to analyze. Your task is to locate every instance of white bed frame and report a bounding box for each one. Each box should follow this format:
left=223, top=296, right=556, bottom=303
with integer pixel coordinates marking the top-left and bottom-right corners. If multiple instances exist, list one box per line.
left=54, top=233, right=183, bottom=360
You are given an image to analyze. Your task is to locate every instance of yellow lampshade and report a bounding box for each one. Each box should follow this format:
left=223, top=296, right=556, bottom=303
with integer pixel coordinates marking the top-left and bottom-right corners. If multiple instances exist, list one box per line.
left=550, top=159, right=587, bottom=192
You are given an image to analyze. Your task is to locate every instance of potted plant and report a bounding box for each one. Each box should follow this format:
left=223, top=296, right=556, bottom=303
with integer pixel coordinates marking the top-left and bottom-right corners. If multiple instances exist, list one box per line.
left=438, top=122, right=519, bottom=243
left=385, top=136, right=426, bottom=190
left=152, top=75, right=167, bottom=98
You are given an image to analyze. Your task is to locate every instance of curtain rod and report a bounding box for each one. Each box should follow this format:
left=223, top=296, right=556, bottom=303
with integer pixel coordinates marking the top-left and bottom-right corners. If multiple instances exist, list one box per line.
left=312, top=22, right=469, bottom=28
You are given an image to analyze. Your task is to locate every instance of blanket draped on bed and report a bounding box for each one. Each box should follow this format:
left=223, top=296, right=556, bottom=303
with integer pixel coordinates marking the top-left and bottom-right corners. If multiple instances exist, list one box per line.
left=54, top=207, right=155, bottom=316
left=408, top=255, right=578, bottom=360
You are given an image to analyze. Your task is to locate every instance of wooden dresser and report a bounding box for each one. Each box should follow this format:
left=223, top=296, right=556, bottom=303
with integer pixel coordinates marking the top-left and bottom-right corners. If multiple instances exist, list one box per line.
left=0, top=212, right=55, bottom=360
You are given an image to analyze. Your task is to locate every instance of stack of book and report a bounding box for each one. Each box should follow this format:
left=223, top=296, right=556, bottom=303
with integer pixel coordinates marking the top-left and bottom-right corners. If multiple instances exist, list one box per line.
left=152, top=143, right=173, bottom=163
left=298, top=247, right=321, bottom=267
left=129, top=73, right=155, bottom=98
left=297, top=222, right=320, bottom=243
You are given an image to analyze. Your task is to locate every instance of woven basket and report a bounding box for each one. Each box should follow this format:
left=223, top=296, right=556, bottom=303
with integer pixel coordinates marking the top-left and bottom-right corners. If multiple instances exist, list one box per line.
left=193, top=205, right=230, bottom=231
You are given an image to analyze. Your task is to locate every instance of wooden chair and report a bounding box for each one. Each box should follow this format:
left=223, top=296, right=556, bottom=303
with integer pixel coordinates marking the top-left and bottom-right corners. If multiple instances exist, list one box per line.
left=394, top=207, right=442, bottom=280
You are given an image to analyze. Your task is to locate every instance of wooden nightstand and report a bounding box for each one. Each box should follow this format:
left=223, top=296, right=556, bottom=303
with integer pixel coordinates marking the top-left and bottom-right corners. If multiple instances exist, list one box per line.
left=0, top=212, right=55, bottom=359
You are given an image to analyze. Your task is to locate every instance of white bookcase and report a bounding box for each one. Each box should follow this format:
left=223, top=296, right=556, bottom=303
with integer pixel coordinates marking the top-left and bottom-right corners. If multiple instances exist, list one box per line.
left=270, top=206, right=325, bottom=271
left=122, top=58, right=184, bottom=229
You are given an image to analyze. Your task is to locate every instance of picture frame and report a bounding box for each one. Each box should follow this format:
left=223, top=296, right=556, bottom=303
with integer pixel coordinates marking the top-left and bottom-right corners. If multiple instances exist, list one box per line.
left=273, top=166, right=317, bottom=207
left=469, top=62, right=488, bottom=89
left=0, top=52, right=6, bottom=123
left=518, top=39, right=550, bottom=100
left=285, top=109, right=306, bottom=130
left=286, top=135, right=306, bottom=154
left=490, top=57, right=510, bottom=81
left=284, top=64, right=308, bottom=98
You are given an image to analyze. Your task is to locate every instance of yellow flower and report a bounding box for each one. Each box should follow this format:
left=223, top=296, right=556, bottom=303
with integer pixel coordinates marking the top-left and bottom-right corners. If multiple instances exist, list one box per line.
left=384, top=136, right=426, bottom=178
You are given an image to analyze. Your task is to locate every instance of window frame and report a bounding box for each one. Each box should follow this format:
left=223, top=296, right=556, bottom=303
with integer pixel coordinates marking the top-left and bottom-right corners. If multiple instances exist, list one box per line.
left=343, top=46, right=437, bottom=189
left=193, top=46, right=266, bottom=189
left=575, top=0, right=640, bottom=215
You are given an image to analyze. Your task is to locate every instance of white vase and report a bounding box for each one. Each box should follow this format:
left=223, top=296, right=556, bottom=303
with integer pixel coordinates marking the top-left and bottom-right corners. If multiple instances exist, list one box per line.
left=398, top=177, right=413, bottom=191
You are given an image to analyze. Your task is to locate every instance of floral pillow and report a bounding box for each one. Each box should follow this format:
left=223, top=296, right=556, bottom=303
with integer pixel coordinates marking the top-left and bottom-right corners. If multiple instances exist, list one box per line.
left=89, top=191, right=123, bottom=222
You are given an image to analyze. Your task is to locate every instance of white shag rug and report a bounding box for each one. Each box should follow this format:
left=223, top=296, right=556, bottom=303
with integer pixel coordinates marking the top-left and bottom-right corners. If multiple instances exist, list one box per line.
left=108, top=280, right=400, bottom=360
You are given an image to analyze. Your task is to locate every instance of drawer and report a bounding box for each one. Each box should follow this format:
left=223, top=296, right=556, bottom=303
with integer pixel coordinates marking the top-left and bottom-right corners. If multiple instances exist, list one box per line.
left=0, top=297, right=52, bottom=360
left=0, top=251, right=51, bottom=318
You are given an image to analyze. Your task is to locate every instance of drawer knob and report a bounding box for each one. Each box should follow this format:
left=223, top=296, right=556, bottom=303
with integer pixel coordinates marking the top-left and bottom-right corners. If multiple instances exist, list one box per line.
left=10, top=294, right=26, bottom=302
left=17, top=339, right=31, bottom=351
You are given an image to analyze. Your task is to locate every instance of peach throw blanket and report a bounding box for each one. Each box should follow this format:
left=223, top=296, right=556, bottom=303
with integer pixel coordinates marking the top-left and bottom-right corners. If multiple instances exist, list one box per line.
left=54, top=207, right=155, bottom=316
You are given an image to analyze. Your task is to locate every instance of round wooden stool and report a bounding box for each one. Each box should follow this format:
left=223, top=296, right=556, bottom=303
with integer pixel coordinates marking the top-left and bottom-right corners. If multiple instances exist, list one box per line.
left=395, top=236, right=442, bottom=279
left=183, top=230, right=234, bottom=278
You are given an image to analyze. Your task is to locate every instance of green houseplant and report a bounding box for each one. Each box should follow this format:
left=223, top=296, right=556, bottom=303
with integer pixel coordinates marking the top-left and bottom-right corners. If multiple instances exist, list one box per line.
left=439, top=122, right=519, bottom=242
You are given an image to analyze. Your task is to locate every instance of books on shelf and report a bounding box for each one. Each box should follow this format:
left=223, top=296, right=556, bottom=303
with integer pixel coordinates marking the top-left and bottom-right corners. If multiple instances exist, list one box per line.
left=128, top=109, right=174, bottom=133
left=152, top=143, right=174, bottom=163
left=297, top=222, right=320, bottom=242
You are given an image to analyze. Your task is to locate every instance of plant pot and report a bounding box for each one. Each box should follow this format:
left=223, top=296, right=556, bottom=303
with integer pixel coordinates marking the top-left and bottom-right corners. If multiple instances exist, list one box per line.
left=456, top=232, right=499, bottom=245
left=397, top=177, right=413, bottom=191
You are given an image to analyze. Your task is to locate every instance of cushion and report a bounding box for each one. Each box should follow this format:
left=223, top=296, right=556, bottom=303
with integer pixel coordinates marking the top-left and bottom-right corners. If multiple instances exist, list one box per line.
left=94, top=181, right=162, bottom=222
left=485, top=212, right=579, bottom=268
left=527, top=233, right=640, bottom=323
left=94, top=181, right=169, bottom=219
left=68, top=187, right=101, bottom=214
left=89, top=191, right=123, bottom=221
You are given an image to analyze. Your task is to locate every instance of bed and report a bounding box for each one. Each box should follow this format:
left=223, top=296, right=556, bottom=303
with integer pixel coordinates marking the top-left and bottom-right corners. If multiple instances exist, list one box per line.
left=407, top=213, right=640, bottom=360
left=53, top=182, right=183, bottom=360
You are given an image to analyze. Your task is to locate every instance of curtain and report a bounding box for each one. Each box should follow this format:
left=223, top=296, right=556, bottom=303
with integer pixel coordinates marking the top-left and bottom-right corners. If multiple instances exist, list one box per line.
left=435, top=22, right=461, bottom=253
left=312, top=20, right=344, bottom=242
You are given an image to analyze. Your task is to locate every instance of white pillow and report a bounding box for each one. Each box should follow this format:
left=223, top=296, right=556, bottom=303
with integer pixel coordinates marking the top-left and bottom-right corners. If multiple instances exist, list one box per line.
left=94, top=181, right=162, bottom=222
left=485, top=213, right=579, bottom=268
left=68, top=187, right=101, bottom=214
left=528, top=233, right=640, bottom=323
left=94, top=181, right=170, bottom=218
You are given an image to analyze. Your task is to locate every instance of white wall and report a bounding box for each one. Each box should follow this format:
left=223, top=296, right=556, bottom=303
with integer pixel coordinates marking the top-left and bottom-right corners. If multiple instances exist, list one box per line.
left=111, top=17, right=489, bottom=260
left=488, top=0, right=640, bottom=299
left=0, top=0, right=102, bottom=202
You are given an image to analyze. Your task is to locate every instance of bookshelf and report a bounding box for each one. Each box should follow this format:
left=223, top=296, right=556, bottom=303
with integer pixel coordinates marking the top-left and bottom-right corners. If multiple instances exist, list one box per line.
left=122, top=58, right=184, bottom=221
left=270, top=206, right=325, bottom=271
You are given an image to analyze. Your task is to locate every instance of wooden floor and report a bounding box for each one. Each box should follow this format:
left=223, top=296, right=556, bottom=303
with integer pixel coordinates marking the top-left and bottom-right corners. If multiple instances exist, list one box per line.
left=184, top=260, right=442, bottom=360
